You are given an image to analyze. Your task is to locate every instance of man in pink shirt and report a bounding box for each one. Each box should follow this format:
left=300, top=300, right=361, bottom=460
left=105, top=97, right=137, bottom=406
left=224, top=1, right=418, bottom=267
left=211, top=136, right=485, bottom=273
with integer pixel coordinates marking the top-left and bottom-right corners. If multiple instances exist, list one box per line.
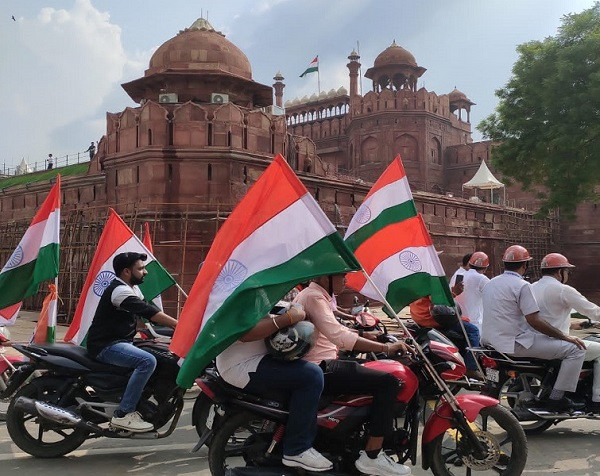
left=295, top=275, right=412, bottom=476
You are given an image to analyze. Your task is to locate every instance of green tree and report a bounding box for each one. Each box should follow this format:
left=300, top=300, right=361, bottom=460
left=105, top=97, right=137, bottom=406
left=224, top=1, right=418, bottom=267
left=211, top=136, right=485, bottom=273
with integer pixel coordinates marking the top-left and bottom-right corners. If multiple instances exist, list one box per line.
left=479, top=3, right=600, bottom=217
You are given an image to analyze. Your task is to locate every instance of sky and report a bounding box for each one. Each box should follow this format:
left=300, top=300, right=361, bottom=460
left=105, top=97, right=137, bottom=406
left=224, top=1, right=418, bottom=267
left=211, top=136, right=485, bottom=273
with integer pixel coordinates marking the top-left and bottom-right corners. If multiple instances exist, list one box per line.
left=0, top=0, right=596, bottom=171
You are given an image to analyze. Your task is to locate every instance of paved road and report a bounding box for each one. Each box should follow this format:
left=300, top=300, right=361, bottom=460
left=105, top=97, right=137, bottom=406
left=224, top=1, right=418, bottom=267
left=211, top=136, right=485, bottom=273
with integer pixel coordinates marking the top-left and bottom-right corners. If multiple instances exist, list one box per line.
left=1, top=397, right=600, bottom=475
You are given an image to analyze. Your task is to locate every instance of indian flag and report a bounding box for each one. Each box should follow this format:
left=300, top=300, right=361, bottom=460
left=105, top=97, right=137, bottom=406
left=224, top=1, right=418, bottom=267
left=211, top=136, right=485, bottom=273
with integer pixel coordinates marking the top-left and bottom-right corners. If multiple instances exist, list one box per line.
left=0, top=175, right=60, bottom=312
left=344, top=156, right=453, bottom=310
left=32, top=282, right=58, bottom=344
left=142, top=222, right=163, bottom=311
left=171, top=154, right=361, bottom=388
left=300, top=56, right=318, bottom=77
left=0, top=303, right=21, bottom=326
left=64, top=209, right=176, bottom=345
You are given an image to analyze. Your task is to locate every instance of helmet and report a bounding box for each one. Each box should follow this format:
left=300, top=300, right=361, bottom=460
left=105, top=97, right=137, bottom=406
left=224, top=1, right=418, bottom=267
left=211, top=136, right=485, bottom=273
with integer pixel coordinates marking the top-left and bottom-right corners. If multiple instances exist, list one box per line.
left=540, top=253, right=575, bottom=269
left=431, top=305, right=459, bottom=328
left=469, top=251, right=489, bottom=268
left=502, top=245, right=532, bottom=263
left=265, top=321, right=315, bottom=361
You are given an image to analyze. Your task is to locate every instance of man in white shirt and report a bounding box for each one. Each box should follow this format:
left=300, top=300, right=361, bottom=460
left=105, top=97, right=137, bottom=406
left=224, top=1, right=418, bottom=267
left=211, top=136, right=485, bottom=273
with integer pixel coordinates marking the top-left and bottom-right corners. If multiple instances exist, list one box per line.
left=481, top=245, right=586, bottom=412
left=531, top=253, right=600, bottom=411
left=449, top=253, right=471, bottom=309
left=458, top=251, right=490, bottom=331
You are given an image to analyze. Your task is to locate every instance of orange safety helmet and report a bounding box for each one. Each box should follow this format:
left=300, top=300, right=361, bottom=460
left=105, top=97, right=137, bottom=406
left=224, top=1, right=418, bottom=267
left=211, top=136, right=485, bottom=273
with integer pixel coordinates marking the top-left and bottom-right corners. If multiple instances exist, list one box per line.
left=469, top=251, right=490, bottom=268
left=502, top=245, right=532, bottom=263
left=540, top=253, right=575, bottom=269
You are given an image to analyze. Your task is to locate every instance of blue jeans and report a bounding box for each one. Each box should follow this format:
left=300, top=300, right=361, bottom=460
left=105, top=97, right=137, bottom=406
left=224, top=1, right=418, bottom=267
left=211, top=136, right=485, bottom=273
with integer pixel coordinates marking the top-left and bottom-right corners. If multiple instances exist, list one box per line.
left=448, top=321, right=480, bottom=371
left=245, top=356, right=324, bottom=456
left=97, top=342, right=157, bottom=414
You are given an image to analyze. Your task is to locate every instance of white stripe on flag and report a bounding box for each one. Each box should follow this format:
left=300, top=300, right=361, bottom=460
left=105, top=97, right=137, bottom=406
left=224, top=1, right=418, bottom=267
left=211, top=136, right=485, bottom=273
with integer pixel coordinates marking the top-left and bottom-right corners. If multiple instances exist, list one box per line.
left=345, top=177, right=412, bottom=238
left=357, top=245, right=444, bottom=299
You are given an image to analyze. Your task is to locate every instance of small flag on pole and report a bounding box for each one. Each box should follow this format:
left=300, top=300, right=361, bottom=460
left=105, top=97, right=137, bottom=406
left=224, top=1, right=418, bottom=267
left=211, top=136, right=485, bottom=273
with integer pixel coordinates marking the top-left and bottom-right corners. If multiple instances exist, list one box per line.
left=33, top=282, right=58, bottom=344
left=300, top=56, right=319, bottom=77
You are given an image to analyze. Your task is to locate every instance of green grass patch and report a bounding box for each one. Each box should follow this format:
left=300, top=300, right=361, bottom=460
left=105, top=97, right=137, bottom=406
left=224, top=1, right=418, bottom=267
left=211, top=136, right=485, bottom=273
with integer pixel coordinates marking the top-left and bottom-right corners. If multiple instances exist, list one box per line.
left=0, top=163, right=89, bottom=190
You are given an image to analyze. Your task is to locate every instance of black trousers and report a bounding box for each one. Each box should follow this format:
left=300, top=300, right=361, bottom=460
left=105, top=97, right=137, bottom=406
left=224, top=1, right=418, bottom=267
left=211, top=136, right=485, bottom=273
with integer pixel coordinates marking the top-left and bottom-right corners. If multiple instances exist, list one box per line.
left=320, top=359, right=401, bottom=438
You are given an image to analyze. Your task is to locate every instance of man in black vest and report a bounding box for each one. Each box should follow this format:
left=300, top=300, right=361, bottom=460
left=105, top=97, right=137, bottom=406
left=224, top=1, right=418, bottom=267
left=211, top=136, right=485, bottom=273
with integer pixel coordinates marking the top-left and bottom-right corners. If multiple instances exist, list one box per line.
left=87, top=252, right=177, bottom=432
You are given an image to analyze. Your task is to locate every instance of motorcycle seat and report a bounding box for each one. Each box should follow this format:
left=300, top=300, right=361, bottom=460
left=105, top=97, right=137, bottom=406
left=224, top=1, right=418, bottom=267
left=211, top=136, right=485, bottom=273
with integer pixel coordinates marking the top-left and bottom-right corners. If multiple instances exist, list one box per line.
left=29, top=343, right=131, bottom=374
left=474, top=345, right=559, bottom=367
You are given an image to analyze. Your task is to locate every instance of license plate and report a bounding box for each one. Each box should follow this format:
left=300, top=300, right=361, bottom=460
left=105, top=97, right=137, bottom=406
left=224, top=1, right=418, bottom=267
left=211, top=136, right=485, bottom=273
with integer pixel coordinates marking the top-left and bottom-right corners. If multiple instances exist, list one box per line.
left=485, top=368, right=500, bottom=383
left=205, top=405, right=216, bottom=430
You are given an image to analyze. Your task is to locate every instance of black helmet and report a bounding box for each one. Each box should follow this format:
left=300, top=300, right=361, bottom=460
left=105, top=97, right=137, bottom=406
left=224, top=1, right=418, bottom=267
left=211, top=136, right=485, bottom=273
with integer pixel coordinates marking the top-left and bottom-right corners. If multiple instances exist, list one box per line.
left=265, top=321, right=315, bottom=361
left=431, top=305, right=459, bottom=328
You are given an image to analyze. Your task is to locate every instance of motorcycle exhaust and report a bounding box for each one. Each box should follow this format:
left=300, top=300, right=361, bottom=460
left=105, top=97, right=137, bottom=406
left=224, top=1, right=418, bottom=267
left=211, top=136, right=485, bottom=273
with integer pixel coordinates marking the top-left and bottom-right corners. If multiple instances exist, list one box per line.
left=526, top=408, right=590, bottom=420
left=13, top=397, right=104, bottom=434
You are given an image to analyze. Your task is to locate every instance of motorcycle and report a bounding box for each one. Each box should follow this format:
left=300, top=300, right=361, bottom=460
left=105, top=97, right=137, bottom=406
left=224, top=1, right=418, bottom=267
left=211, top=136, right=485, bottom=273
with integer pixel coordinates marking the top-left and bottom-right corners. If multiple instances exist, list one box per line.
left=4, top=336, right=189, bottom=458
left=474, top=316, right=600, bottom=435
left=197, top=326, right=528, bottom=475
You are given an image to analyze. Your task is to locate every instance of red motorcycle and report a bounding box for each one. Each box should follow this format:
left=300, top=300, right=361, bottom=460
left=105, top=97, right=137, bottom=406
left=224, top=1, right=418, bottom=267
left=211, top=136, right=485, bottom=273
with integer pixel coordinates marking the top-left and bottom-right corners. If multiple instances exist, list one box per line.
left=197, top=327, right=527, bottom=476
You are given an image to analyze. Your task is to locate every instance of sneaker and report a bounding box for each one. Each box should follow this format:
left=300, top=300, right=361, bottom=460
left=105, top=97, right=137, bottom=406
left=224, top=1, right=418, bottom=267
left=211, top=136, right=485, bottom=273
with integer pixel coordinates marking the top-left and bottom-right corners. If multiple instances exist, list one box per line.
left=355, top=449, right=411, bottom=476
left=110, top=411, right=154, bottom=433
left=282, top=447, right=333, bottom=472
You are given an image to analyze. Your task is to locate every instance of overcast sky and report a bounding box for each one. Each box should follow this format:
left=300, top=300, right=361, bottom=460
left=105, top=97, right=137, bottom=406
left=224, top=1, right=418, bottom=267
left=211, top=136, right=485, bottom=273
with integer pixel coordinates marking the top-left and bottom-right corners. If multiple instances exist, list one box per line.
left=0, top=0, right=596, bottom=170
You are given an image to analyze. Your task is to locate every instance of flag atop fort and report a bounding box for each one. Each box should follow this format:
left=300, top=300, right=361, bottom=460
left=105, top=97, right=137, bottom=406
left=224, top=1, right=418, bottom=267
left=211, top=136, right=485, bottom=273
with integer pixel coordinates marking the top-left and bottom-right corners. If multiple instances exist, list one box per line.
left=64, top=209, right=176, bottom=345
left=300, top=56, right=319, bottom=77
left=0, top=175, right=60, bottom=315
left=171, top=154, right=361, bottom=388
left=344, top=156, right=453, bottom=310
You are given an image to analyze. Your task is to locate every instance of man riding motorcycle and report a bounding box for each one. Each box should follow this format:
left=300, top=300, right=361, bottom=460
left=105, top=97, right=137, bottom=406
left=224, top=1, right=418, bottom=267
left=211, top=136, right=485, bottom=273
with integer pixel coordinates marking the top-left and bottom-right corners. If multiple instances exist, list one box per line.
left=456, top=251, right=490, bottom=331
left=481, top=245, right=586, bottom=412
left=294, top=274, right=412, bottom=476
left=531, top=252, right=600, bottom=412
left=86, top=252, right=178, bottom=432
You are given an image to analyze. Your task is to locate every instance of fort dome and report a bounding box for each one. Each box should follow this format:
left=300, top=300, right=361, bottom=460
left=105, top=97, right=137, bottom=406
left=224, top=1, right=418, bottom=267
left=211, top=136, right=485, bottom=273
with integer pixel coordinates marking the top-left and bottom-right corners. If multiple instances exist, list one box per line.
left=146, top=18, right=252, bottom=80
left=373, top=40, right=417, bottom=68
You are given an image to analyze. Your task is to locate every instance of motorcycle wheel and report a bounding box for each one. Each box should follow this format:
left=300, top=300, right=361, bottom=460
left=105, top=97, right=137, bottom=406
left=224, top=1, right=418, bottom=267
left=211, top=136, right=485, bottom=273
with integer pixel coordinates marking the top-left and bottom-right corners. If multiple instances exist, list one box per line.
left=208, top=411, right=279, bottom=476
left=495, top=372, right=554, bottom=435
left=430, top=404, right=527, bottom=476
left=191, top=391, right=217, bottom=441
left=6, top=376, right=89, bottom=458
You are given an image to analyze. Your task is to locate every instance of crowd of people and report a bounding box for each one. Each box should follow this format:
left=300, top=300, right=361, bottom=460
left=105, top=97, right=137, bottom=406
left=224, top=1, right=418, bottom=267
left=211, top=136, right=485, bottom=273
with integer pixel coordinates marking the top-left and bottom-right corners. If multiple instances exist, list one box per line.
left=89, top=245, right=600, bottom=475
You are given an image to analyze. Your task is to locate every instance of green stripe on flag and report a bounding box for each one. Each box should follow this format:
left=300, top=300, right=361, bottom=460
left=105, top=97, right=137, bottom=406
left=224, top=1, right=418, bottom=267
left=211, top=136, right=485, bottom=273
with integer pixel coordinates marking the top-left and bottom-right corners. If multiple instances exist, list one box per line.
left=383, top=274, right=454, bottom=315
left=138, top=260, right=176, bottom=301
left=46, top=326, right=55, bottom=343
left=0, top=242, right=59, bottom=309
left=300, top=66, right=318, bottom=77
left=176, top=234, right=360, bottom=387
left=345, top=201, right=418, bottom=251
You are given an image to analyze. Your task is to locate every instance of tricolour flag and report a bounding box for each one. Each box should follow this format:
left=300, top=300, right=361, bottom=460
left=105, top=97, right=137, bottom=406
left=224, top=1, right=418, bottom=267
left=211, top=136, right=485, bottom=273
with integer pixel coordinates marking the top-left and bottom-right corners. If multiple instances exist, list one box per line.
left=64, top=209, right=176, bottom=345
left=344, top=156, right=453, bottom=310
left=142, top=222, right=163, bottom=311
left=300, top=56, right=318, bottom=77
left=0, top=303, right=21, bottom=326
left=0, top=175, right=60, bottom=311
left=33, top=282, right=57, bottom=344
left=170, top=154, right=361, bottom=388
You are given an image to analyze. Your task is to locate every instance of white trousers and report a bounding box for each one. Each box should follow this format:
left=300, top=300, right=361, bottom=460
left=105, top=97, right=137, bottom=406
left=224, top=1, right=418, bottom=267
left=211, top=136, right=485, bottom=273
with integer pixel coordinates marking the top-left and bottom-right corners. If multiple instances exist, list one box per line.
left=512, top=333, right=586, bottom=392
left=583, top=340, right=600, bottom=401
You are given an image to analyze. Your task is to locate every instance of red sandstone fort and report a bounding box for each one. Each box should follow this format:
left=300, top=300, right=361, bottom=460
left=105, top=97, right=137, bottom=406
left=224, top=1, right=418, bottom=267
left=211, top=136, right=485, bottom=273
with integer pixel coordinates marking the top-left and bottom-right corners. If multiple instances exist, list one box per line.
left=1, top=18, right=598, bottom=319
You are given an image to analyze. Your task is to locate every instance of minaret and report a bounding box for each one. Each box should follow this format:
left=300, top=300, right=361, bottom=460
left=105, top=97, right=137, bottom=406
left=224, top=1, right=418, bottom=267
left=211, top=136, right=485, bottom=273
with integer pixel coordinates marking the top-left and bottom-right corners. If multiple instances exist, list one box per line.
left=273, top=71, right=285, bottom=108
left=347, top=49, right=361, bottom=99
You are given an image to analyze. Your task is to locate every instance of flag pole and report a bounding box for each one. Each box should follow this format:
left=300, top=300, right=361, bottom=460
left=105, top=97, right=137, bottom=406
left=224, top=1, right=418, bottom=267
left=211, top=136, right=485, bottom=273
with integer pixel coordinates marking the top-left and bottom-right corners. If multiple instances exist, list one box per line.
left=317, top=55, right=321, bottom=96
left=360, top=269, right=464, bottom=410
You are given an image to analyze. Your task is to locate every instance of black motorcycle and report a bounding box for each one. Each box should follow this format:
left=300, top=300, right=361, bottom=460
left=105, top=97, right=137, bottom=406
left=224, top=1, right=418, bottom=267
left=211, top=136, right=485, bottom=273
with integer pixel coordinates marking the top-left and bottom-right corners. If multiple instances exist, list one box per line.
left=474, top=318, right=600, bottom=434
left=5, top=338, right=188, bottom=458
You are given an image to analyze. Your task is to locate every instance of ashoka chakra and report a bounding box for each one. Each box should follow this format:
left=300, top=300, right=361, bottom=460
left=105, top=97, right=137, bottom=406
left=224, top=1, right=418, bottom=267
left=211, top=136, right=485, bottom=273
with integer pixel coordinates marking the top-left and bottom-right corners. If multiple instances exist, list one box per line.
left=215, top=259, right=248, bottom=292
left=354, top=205, right=372, bottom=225
left=399, top=251, right=422, bottom=272
left=93, top=270, right=116, bottom=297
left=4, top=245, right=24, bottom=269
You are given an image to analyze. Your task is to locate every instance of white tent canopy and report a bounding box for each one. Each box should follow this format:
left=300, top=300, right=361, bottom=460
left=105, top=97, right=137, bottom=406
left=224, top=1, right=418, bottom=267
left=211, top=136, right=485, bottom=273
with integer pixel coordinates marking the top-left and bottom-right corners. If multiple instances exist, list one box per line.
left=462, top=160, right=505, bottom=204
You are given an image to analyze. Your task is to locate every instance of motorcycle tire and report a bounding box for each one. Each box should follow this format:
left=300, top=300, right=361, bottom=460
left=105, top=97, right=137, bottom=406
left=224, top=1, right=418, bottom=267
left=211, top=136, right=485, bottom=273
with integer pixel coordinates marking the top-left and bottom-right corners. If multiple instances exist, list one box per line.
left=429, top=404, right=527, bottom=476
left=6, top=376, right=89, bottom=458
left=492, top=372, right=554, bottom=435
left=208, top=411, right=278, bottom=476
left=191, top=391, right=217, bottom=441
